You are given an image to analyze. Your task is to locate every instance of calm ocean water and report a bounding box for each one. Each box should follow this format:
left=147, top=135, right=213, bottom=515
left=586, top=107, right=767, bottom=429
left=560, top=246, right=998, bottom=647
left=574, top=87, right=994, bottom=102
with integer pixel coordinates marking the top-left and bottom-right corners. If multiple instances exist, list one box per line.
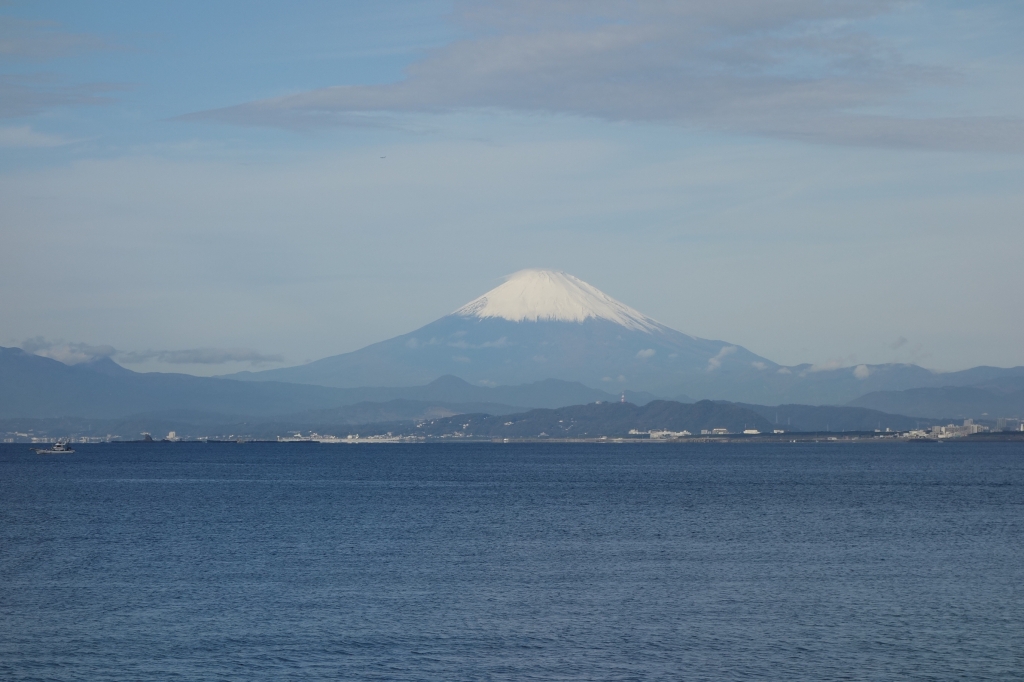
left=1, top=442, right=1021, bottom=681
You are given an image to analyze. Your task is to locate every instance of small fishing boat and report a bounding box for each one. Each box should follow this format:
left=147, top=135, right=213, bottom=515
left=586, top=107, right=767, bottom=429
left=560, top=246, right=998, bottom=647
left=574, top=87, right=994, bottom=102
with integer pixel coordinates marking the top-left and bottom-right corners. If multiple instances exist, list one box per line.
left=32, top=439, right=75, bottom=454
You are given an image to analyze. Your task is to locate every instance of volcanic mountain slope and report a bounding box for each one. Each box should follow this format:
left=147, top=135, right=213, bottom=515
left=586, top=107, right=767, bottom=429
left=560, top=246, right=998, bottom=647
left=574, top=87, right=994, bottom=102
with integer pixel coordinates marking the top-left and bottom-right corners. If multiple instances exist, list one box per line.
left=233, top=269, right=773, bottom=394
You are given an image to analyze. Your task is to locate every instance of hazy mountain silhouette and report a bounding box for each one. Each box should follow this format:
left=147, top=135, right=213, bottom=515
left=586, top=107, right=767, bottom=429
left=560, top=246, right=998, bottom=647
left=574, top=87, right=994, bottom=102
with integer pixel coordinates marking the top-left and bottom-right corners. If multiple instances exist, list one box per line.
left=850, top=385, right=1024, bottom=419
left=0, top=347, right=655, bottom=419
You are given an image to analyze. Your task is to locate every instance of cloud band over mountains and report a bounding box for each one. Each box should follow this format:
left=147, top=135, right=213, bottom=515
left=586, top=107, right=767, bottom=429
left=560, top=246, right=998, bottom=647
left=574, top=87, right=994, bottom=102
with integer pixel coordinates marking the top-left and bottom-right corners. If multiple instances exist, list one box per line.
left=184, top=0, right=1024, bottom=152
left=117, top=348, right=285, bottom=366
left=21, top=338, right=283, bottom=366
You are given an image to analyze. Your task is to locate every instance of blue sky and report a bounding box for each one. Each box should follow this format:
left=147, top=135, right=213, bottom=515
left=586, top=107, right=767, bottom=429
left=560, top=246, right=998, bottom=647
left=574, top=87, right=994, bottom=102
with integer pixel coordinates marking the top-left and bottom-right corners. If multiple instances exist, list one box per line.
left=2, top=1, right=1023, bottom=375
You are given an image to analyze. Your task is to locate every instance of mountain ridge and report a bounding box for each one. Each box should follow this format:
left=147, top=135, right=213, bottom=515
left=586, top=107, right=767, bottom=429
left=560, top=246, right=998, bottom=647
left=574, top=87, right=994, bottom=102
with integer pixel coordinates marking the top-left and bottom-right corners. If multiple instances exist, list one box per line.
left=0, top=346, right=658, bottom=419
left=849, top=385, right=1024, bottom=419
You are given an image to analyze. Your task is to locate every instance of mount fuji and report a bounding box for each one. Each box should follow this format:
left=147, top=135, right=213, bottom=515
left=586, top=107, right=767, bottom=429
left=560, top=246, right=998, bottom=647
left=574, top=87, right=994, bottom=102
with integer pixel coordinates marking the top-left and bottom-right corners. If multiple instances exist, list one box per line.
left=230, top=269, right=1024, bottom=406
left=232, top=269, right=775, bottom=395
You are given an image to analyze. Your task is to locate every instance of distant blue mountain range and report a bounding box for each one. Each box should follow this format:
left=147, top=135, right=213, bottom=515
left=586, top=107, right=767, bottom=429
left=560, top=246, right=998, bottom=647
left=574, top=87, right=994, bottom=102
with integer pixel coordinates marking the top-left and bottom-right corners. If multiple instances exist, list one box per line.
left=0, top=346, right=650, bottom=420
left=0, top=345, right=998, bottom=441
left=5, top=271, right=1022, bottom=423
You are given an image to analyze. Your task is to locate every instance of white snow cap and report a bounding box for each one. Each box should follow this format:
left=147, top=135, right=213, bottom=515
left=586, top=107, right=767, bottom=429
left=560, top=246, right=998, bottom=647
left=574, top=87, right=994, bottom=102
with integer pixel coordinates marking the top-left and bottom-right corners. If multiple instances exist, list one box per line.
left=454, top=269, right=664, bottom=333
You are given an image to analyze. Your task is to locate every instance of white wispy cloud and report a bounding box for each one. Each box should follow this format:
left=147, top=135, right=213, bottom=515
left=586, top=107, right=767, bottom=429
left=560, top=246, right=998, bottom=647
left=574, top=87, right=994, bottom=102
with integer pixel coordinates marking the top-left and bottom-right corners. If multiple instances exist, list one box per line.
left=185, top=1, right=1024, bottom=151
left=0, top=16, right=110, bottom=59
left=21, top=337, right=283, bottom=366
left=707, top=345, right=737, bottom=371
left=21, top=337, right=116, bottom=364
left=0, top=15, right=124, bottom=118
left=0, top=73, right=126, bottom=118
left=0, top=125, right=69, bottom=147
left=809, top=358, right=846, bottom=372
left=117, top=348, right=284, bottom=366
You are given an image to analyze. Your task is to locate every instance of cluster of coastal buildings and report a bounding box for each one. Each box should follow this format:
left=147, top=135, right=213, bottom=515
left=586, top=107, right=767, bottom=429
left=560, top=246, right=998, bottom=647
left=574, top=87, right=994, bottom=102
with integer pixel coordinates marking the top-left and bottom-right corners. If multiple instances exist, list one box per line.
left=630, top=428, right=786, bottom=438
left=905, top=418, right=1023, bottom=440
left=277, top=432, right=408, bottom=443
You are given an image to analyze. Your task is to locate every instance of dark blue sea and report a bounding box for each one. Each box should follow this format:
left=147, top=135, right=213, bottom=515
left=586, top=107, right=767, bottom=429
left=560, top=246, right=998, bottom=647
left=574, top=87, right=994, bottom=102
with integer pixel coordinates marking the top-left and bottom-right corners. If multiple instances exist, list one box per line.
left=1, top=442, right=1022, bottom=681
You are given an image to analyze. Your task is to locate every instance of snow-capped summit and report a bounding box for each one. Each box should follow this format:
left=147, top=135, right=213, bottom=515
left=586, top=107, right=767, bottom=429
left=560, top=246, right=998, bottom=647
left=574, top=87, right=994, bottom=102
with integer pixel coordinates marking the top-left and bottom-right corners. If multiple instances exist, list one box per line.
left=454, top=269, right=664, bottom=333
